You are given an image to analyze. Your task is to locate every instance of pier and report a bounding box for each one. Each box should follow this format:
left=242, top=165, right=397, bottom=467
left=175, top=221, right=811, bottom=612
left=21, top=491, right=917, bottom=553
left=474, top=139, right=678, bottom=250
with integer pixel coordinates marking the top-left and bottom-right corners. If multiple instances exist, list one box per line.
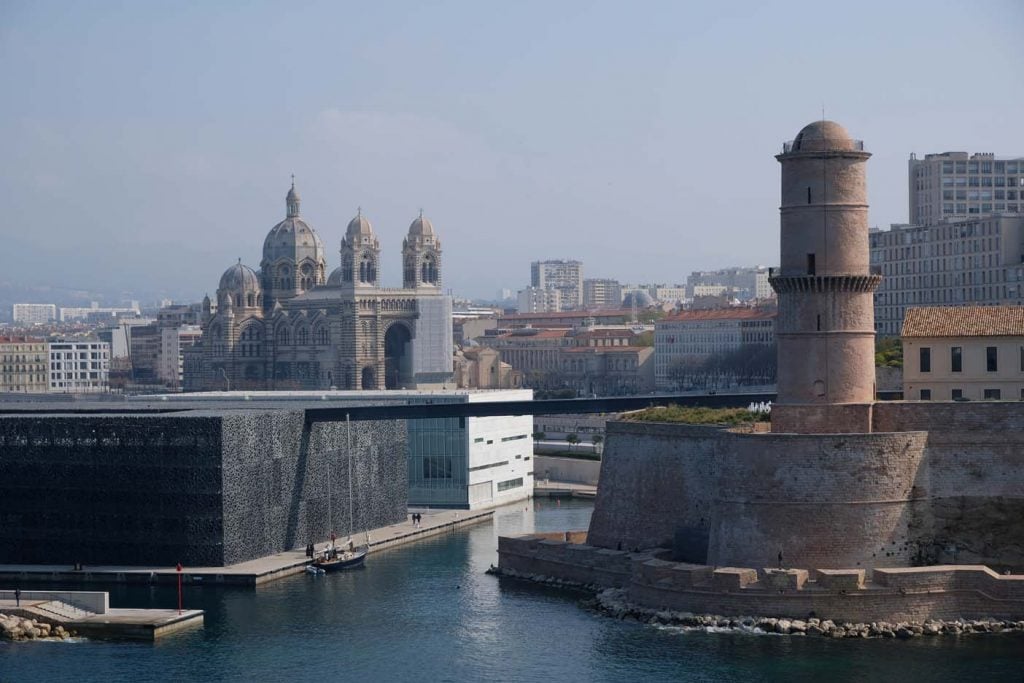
left=0, top=508, right=493, bottom=588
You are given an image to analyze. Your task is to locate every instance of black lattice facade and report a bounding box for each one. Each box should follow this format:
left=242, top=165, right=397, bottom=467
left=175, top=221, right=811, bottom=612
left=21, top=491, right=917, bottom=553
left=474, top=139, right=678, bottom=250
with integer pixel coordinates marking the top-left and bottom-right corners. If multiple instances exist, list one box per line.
left=0, top=411, right=407, bottom=566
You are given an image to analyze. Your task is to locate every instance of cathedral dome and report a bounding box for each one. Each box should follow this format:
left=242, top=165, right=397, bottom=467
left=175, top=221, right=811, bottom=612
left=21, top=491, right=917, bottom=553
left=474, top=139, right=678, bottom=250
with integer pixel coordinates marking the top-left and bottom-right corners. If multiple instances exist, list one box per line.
left=262, top=181, right=326, bottom=266
left=790, top=120, right=858, bottom=152
left=219, top=260, right=261, bottom=293
left=326, top=266, right=345, bottom=286
left=408, top=213, right=435, bottom=237
left=346, top=210, right=375, bottom=238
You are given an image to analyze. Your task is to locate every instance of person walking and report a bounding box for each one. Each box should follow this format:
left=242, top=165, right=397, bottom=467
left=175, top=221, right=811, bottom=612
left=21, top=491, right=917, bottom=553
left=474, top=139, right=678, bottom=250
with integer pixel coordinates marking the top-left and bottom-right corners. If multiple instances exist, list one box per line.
left=14, top=588, right=21, bottom=607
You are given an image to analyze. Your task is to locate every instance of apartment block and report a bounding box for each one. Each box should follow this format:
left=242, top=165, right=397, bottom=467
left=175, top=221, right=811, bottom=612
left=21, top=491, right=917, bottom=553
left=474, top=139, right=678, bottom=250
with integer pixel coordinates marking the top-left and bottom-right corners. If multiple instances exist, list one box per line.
left=49, top=341, right=110, bottom=392
left=531, top=260, right=583, bottom=310
left=0, top=336, right=48, bottom=393
left=908, top=152, right=1024, bottom=226
left=12, top=304, right=57, bottom=325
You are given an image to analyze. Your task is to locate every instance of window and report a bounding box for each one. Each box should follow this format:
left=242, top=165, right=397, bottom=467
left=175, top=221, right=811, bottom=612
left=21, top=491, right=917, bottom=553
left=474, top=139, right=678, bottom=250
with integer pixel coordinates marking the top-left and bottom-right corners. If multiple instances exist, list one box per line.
left=919, top=389, right=931, bottom=400
left=497, top=477, right=524, bottom=492
left=807, top=253, right=816, bottom=276
left=984, top=388, right=1001, bottom=400
left=951, top=388, right=963, bottom=400
left=1020, top=345, right=1024, bottom=372
left=422, top=456, right=452, bottom=479
left=919, top=347, right=931, bottom=373
left=951, top=346, right=962, bottom=372
left=986, top=346, right=998, bottom=372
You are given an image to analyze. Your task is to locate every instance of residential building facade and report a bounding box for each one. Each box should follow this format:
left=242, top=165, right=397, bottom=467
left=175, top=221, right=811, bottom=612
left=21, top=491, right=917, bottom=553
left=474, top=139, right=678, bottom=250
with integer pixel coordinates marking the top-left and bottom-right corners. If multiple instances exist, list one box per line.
left=0, top=336, right=48, bottom=393
left=654, top=308, right=776, bottom=390
left=908, top=152, right=1024, bottom=225
left=582, top=278, right=623, bottom=309
left=531, top=259, right=583, bottom=310
left=902, top=306, right=1024, bottom=401
left=516, top=286, right=561, bottom=314
left=12, top=304, right=56, bottom=325
left=49, top=340, right=110, bottom=392
left=869, top=215, right=1024, bottom=336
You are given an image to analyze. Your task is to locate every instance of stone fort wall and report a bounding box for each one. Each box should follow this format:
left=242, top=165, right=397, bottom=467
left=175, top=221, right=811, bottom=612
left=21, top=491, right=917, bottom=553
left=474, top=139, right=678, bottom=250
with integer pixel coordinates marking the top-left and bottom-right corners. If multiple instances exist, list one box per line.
left=0, top=411, right=407, bottom=566
left=588, top=404, right=1024, bottom=570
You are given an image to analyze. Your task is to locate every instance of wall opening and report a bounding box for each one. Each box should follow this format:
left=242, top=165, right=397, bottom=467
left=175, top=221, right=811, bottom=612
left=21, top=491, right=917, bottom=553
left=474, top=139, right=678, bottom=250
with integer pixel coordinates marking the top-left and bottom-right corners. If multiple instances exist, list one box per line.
left=807, top=253, right=816, bottom=275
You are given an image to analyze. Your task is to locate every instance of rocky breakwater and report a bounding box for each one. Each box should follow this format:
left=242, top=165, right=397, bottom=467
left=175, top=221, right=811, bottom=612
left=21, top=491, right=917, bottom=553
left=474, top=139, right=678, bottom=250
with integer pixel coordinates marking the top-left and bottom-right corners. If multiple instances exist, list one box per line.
left=1, top=612, right=75, bottom=641
left=593, top=588, right=1024, bottom=640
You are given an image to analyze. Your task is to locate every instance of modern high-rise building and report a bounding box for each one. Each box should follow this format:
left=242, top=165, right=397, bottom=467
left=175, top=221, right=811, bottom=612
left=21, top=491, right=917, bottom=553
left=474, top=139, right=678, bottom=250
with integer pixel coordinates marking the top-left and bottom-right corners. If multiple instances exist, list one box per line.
left=908, top=152, right=1024, bottom=226
left=869, top=215, right=1024, bottom=337
left=582, top=278, right=622, bottom=309
left=686, top=267, right=772, bottom=302
left=530, top=259, right=583, bottom=310
left=12, top=304, right=57, bottom=325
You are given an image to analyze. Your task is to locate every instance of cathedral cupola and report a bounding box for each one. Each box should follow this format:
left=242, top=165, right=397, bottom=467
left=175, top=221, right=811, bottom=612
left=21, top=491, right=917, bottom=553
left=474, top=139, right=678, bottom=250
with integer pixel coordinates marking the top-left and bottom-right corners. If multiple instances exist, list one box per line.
left=402, top=210, right=442, bottom=289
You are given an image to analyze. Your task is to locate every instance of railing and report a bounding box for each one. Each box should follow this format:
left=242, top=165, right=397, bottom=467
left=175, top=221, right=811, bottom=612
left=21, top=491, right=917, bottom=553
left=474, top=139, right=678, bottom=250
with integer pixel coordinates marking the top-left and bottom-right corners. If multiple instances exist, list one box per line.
left=782, top=139, right=865, bottom=153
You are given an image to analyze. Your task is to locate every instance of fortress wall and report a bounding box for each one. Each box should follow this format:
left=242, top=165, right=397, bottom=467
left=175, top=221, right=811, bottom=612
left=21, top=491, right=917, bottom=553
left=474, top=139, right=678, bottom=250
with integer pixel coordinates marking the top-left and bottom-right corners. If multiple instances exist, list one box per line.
left=707, top=431, right=929, bottom=569
left=586, top=422, right=721, bottom=554
left=874, top=402, right=1024, bottom=567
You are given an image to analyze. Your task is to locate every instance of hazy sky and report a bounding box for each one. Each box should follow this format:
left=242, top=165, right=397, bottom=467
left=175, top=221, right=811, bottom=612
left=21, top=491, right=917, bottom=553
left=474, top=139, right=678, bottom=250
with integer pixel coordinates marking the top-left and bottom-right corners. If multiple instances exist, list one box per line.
left=2, top=1, right=1022, bottom=301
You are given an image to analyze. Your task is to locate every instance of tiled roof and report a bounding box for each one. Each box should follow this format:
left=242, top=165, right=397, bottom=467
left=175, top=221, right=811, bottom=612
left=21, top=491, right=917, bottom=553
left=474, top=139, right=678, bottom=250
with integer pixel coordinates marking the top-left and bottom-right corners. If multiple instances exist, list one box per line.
left=902, top=306, right=1024, bottom=337
left=499, top=310, right=631, bottom=320
left=561, top=346, right=647, bottom=353
left=660, top=308, right=776, bottom=323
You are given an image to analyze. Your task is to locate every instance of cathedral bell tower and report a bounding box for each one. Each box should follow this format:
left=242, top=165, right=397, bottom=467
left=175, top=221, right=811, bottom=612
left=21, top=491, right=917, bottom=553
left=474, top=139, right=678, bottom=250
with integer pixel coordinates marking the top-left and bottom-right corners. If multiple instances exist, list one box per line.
left=769, top=120, right=881, bottom=434
left=402, top=211, right=442, bottom=289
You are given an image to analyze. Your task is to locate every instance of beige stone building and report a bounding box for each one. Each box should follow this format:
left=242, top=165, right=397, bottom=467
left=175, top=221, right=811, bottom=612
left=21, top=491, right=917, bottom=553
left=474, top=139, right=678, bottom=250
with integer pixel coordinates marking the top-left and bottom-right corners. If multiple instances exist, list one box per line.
left=453, top=347, right=522, bottom=389
left=0, top=336, right=48, bottom=393
left=902, top=305, right=1024, bottom=401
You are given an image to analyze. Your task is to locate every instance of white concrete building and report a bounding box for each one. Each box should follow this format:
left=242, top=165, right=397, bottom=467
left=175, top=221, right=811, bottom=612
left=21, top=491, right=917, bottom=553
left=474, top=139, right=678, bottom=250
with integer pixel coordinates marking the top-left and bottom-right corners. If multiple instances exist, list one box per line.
left=12, top=304, right=56, bottom=325
left=59, top=302, right=140, bottom=322
left=583, top=278, right=623, bottom=309
left=531, top=259, right=583, bottom=310
left=48, top=341, right=110, bottom=392
left=159, top=324, right=202, bottom=388
left=517, top=286, right=561, bottom=314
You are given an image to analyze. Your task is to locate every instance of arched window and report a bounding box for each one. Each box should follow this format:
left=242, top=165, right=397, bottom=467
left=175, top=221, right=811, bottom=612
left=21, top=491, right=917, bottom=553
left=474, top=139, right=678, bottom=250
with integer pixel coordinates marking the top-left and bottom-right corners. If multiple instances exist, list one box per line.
left=297, top=327, right=309, bottom=346
left=404, top=257, right=415, bottom=284
left=316, top=327, right=329, bottom=345
left=246, top=293, right=254, bottom=307
left=342, top=256, right=353, bottom=283
left=277, top=327, right=290, bottom=345
left=235, top=294, right=242, bottom=307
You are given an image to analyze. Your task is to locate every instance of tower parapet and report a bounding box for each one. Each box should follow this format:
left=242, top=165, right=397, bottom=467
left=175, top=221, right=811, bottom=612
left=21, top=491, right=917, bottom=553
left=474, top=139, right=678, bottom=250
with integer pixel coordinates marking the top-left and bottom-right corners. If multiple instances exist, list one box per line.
left=770, top=120, right=880, bottom=433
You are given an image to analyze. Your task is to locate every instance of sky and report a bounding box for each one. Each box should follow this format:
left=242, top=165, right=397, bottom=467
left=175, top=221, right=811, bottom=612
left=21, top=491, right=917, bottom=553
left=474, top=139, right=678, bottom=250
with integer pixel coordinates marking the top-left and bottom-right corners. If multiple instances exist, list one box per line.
left=1, top=0, right=1022, bottom=302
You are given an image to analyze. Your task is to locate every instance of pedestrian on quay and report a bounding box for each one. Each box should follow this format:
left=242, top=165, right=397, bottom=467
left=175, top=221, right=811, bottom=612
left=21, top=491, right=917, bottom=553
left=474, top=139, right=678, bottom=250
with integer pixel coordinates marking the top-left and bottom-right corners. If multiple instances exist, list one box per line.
left=14, top=588, right=20, bottom=607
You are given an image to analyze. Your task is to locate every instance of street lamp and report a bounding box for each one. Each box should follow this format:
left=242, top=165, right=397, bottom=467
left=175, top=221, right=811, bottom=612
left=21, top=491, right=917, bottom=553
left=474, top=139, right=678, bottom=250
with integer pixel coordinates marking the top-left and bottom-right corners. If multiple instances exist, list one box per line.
left=220, top=368, right=231, bottom=392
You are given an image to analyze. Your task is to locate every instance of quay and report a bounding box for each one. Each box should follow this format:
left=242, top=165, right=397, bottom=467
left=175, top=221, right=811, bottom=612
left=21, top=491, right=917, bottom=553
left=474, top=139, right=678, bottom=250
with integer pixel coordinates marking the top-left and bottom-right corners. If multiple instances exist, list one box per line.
left=0, top=508, right=493, bottom=588
left=533, top=480, right=597, bottom=500
left=0, top=590, right=203, bottom=641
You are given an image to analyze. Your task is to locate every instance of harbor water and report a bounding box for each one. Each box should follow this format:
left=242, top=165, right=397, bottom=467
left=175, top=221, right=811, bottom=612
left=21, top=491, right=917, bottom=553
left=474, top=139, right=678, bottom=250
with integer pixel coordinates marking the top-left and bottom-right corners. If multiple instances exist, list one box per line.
left=2, top=500, right=1022, bottom=682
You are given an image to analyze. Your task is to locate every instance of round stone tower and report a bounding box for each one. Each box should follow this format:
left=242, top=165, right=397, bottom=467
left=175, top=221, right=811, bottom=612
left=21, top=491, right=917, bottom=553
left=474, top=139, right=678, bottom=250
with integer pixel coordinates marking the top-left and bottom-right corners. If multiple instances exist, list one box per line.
left=769, top=120, right=880, bottom=433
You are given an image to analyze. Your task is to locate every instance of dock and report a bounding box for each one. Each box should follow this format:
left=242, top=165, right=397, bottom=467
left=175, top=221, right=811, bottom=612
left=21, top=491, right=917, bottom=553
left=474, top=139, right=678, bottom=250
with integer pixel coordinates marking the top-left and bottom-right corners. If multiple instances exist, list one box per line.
left=0, top=508, right=493, bottom=588
left=533, top=480, right=597, bottom=499
left=0, top=591, right=203, bottom=641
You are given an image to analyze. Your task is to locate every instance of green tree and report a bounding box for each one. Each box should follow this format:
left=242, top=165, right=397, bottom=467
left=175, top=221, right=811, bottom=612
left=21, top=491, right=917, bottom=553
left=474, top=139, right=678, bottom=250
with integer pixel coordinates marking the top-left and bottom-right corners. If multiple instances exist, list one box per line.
left=565, top=433, right=580, bottom=452
left=875, top=337, right=903, bottom=368
left=532, top=431, right=546, bottom=441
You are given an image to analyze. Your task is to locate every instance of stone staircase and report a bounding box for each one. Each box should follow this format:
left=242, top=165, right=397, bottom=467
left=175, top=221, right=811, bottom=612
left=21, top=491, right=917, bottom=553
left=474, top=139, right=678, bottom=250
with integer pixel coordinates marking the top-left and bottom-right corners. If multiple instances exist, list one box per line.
left=22, top=600, right=95, bottom=623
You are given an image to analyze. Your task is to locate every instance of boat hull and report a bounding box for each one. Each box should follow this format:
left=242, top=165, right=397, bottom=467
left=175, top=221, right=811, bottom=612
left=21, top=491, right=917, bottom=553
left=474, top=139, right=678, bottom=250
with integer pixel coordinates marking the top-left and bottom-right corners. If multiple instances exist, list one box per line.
left=312, top=548, right=368, bottom=573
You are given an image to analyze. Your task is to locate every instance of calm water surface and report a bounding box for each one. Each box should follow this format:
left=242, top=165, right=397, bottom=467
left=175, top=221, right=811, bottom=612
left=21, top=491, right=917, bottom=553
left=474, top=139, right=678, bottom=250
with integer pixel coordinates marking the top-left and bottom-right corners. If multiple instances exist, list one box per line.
left=1, top=500, right=1022, bottom=682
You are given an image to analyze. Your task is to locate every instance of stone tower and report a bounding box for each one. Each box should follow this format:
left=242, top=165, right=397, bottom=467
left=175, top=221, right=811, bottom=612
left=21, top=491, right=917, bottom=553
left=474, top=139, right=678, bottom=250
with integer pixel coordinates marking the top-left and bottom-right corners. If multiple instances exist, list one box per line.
left=769, top=120, right=880, bottom=433
left=339, top=210, right=380, bottom=288
left=402, top=211, right=442, bottom=289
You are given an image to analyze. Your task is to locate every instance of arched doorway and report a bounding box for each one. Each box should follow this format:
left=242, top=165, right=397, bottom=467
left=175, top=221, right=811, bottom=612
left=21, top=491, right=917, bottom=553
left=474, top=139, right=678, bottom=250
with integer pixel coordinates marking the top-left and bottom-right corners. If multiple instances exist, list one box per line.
left=384, top=323, right=413, bottom=389
left=361, top=366, right=376, bottom=390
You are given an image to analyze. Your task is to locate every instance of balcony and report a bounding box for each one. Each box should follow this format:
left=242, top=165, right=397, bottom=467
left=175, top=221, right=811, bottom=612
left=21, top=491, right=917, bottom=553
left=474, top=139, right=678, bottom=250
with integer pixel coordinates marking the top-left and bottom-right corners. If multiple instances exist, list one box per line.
left=782, top=139, right=865, bottom=154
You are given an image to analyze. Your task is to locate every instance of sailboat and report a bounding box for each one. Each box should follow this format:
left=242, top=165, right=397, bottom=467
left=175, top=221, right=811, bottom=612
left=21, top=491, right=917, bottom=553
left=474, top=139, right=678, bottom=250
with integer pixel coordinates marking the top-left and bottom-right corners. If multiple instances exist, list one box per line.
left=312, top=413, right=368, bottom=572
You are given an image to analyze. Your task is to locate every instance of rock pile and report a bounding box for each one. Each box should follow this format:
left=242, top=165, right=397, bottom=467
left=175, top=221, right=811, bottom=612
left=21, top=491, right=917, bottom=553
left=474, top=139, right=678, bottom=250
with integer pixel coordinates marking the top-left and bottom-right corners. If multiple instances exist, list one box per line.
left=593, top=588, right=1024, bottom=639
left=486, top=568, right=1024, bottom=640
left=0, top=613, right=74, bottom=641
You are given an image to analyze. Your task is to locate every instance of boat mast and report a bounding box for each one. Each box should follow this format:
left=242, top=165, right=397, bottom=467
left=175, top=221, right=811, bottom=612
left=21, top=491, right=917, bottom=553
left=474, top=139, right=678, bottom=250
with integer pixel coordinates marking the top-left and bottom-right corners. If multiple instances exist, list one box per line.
left=326, top=435, right=333, bottom=549
left=347, top=412, right=354, bottom=545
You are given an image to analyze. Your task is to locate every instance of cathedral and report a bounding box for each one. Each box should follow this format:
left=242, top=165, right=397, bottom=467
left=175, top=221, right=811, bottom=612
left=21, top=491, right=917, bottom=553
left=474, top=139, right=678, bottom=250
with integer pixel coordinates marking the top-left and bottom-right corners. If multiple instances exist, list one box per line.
left=187, top=181, right=453, bottom=391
